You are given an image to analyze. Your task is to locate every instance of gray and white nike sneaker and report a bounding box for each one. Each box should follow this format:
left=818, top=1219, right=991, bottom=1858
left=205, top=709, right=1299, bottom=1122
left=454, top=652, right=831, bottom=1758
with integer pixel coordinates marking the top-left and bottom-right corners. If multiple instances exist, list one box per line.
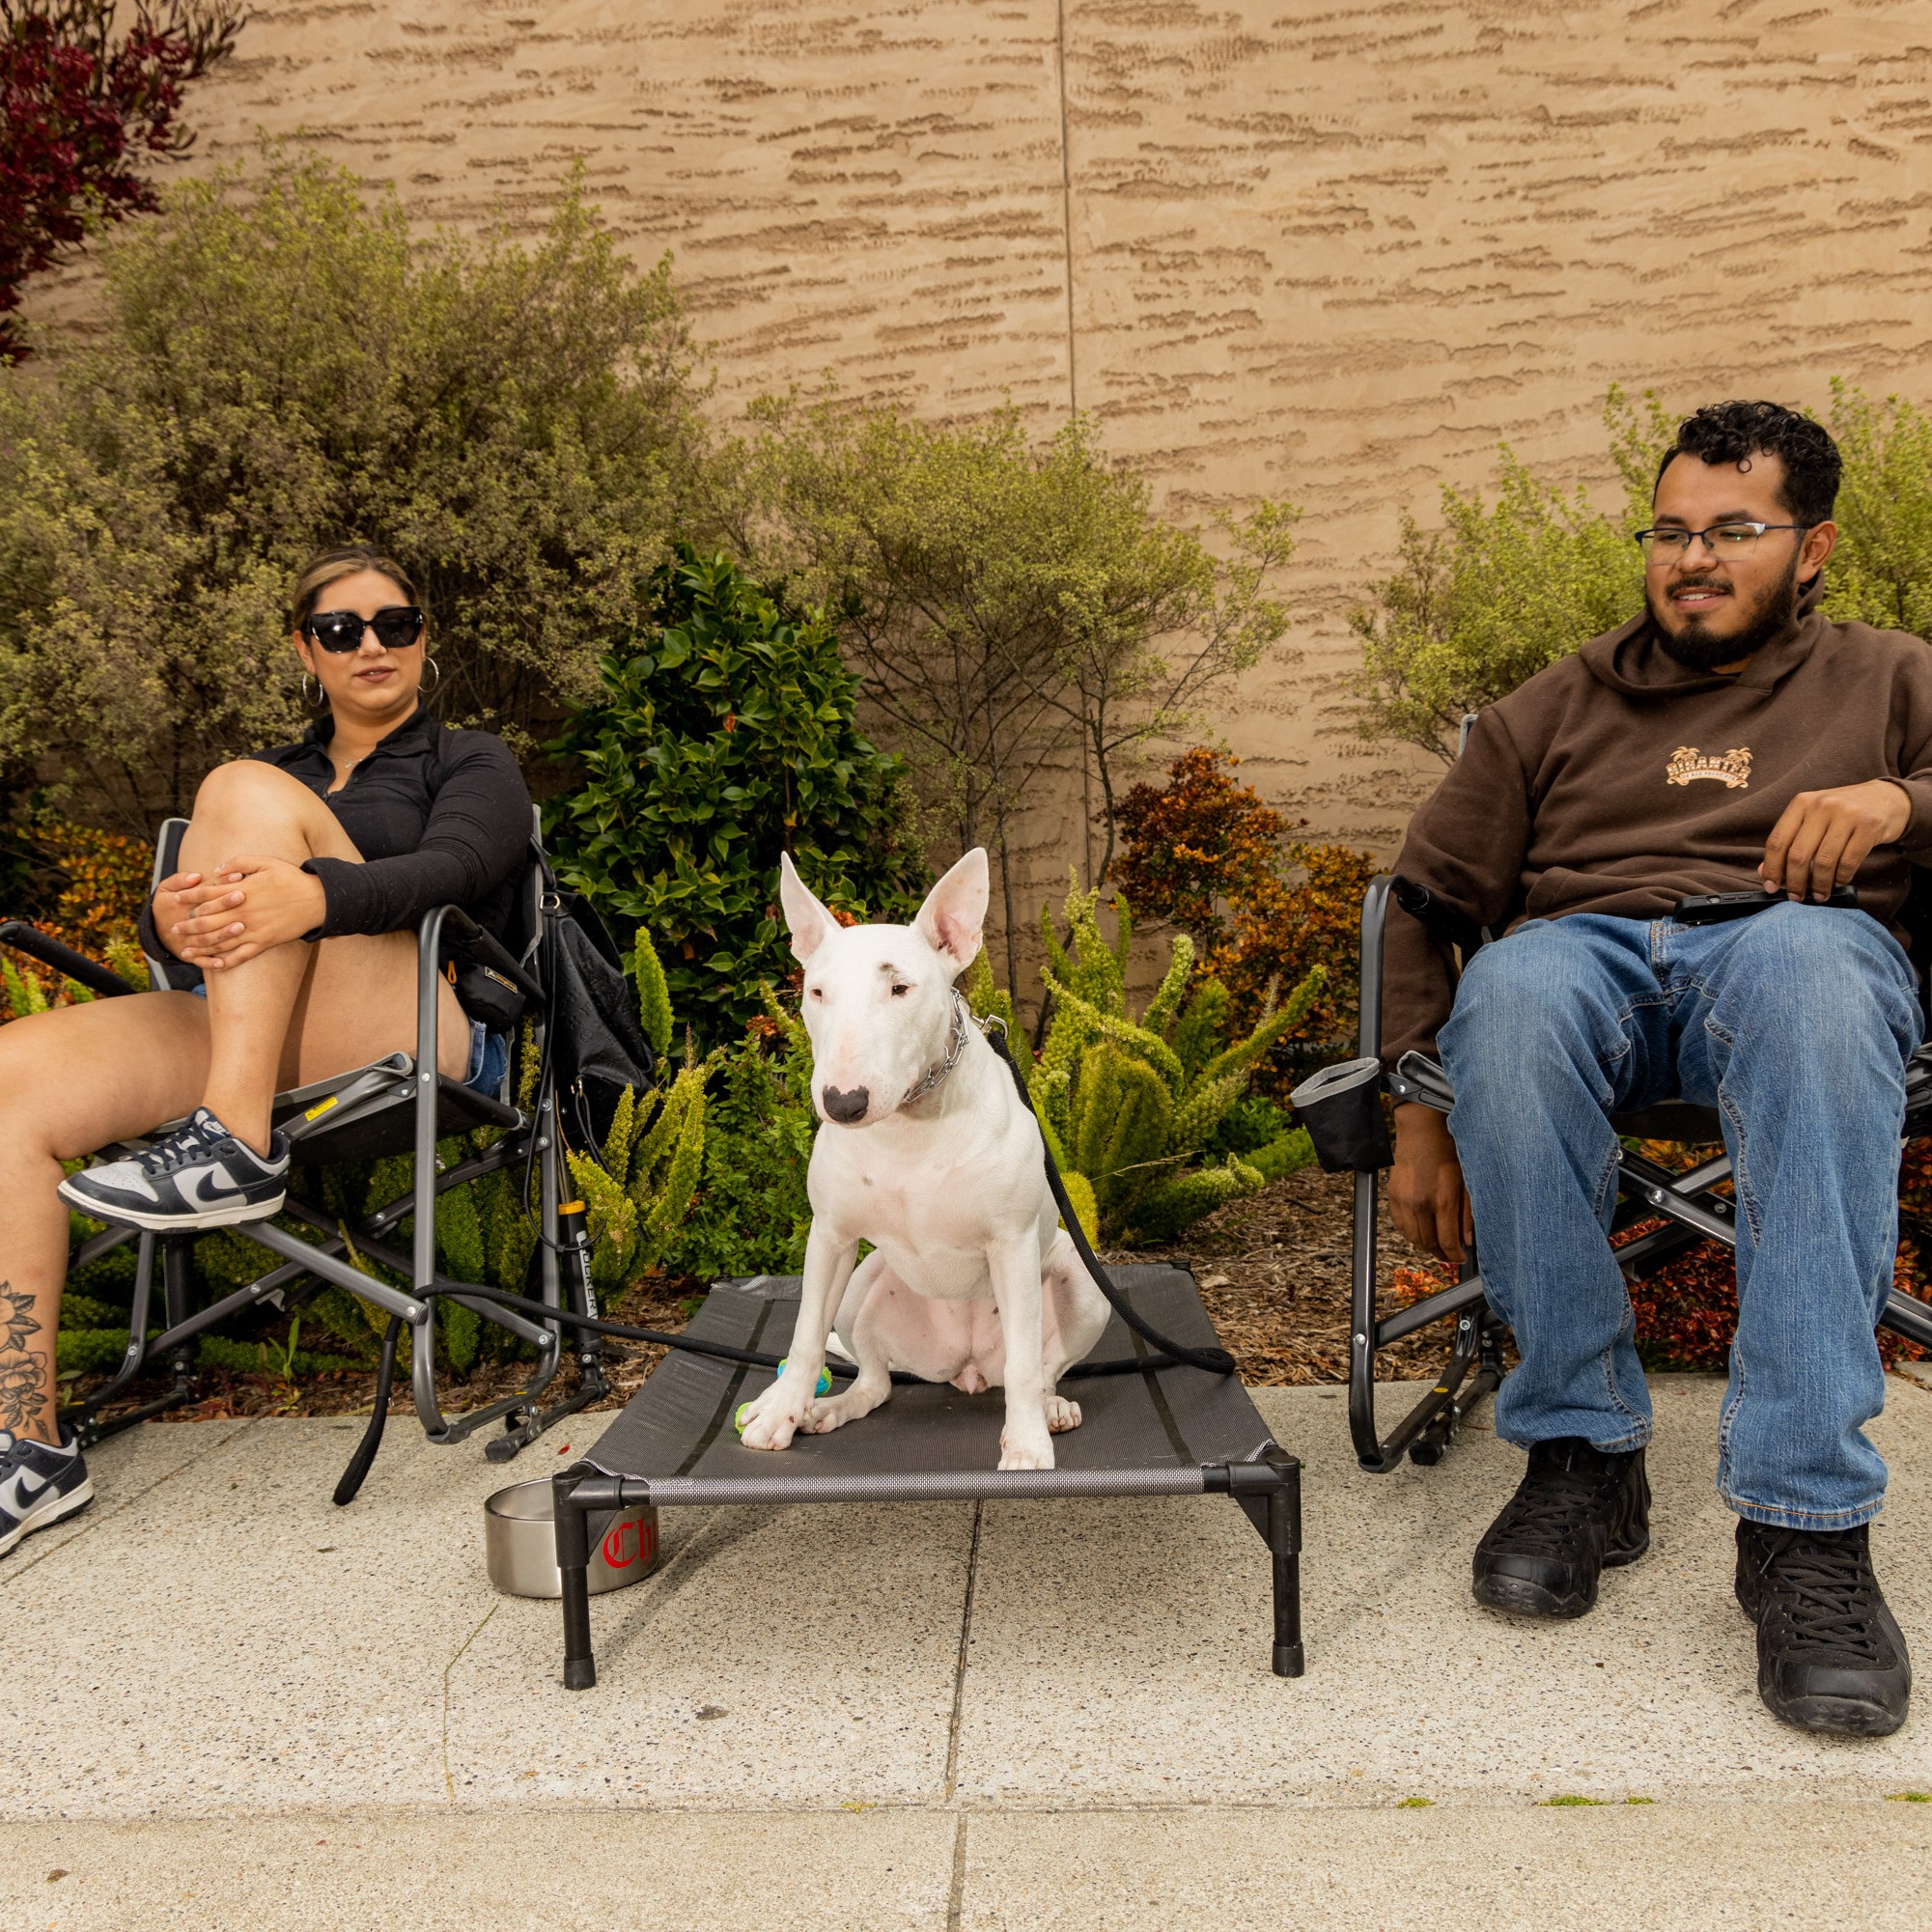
left=0, top=1428, right=93, bottom=1557
left=59, top=1107, right=289, bottom=1231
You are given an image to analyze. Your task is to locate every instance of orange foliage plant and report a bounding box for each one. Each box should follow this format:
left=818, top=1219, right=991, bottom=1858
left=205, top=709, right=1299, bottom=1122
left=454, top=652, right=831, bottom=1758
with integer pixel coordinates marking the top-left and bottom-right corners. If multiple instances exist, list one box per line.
left=0, top=821, right=151, bottom=1017
left=1113, top=747, right=1377, bottom=1094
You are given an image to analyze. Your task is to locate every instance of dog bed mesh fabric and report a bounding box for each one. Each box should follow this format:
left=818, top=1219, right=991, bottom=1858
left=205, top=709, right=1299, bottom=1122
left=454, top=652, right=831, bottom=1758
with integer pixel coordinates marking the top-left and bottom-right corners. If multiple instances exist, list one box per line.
left=585, top=1265, right=1277, bottom=1497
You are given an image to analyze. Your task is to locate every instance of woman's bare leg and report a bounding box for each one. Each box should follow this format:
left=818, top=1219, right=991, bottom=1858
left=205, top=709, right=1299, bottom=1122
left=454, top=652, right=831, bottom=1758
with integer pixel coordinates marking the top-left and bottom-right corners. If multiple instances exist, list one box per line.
left=177, top=760, right=368, bottom=1153
left=1, top=765, right=468, bottom=1446
left=0, top=993, right=211, bottom=1442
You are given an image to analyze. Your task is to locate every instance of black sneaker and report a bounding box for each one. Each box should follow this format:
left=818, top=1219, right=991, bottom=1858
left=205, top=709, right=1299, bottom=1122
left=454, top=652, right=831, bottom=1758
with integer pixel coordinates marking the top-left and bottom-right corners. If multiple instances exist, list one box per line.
left=1472, top=1437, right=1651, bottom=1618
left=58, top=1107, right=289, bottom=1231
left=1736, top=1520, right=1911, bottom=1738
left=0, top=1428, right=93, bottom=1557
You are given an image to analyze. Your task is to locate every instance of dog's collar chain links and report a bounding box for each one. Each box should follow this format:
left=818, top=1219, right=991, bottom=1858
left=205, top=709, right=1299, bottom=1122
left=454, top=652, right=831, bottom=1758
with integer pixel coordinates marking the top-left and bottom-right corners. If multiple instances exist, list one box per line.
left=902, top=991, right=971, bottom=1106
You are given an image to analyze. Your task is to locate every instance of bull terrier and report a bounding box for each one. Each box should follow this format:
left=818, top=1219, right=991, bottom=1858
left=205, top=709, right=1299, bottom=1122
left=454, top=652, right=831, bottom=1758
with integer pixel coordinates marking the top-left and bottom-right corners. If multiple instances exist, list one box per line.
left=732, top=849, right=1111, bottom=1470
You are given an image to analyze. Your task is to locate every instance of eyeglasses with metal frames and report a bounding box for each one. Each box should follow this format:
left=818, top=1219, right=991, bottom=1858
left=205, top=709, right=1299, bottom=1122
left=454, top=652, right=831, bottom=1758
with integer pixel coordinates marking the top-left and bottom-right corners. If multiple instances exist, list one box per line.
left=1633, top=522, right=1808, bottom=564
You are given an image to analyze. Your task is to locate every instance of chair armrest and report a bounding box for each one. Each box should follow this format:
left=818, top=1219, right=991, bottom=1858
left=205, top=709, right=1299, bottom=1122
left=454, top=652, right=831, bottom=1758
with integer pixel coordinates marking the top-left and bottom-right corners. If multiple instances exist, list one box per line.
left=0, top=921, right=135, bottom=999
left=420, top=904, right=545, bottom=1008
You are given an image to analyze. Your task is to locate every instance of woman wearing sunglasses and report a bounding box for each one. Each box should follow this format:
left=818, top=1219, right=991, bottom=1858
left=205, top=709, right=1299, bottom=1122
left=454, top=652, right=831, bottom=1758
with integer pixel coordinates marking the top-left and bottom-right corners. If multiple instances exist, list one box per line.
left=0, top=545, right=530, bottom=1555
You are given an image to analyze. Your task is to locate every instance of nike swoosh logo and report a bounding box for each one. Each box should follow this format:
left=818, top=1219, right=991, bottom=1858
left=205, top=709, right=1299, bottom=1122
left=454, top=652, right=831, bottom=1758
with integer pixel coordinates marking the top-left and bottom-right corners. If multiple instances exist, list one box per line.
left=180, top=1166, right=241, bottom=1208
left=13, top=1469, right=49, bottom=1504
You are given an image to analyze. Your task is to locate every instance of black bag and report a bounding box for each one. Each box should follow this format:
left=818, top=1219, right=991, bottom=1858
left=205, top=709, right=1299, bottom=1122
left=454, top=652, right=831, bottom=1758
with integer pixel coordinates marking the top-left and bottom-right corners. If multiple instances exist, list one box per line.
left=544, top=886, right=657, bottom=1151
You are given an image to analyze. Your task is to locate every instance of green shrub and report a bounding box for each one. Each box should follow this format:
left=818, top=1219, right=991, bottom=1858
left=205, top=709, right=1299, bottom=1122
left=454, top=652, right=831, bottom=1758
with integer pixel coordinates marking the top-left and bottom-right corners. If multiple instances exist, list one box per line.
left=662, top=993, right=819, bottom=1282
left=547, top=546, right=926, bottom=1044
left=0, top=147, right=706, bottom=829
left=733, top=399, right=1296, bottom=963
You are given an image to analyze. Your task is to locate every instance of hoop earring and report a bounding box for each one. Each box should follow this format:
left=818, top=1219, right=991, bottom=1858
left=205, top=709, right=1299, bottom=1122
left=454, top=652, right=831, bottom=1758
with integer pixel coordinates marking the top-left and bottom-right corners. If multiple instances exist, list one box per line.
left=301, top=671, right=325, bottom=709
left=420, top=656, right=441, bottom=695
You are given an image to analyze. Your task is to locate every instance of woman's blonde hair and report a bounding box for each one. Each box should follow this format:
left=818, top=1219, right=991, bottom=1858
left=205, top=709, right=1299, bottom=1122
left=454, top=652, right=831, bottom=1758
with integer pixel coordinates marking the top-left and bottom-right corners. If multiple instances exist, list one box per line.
left=290, top=544, right=423, bottom=631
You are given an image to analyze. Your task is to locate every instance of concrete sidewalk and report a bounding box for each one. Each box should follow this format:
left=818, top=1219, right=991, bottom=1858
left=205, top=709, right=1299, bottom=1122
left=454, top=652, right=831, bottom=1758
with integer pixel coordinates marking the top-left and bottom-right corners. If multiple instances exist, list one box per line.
left=3, top=1375, right=1928, bottom=1927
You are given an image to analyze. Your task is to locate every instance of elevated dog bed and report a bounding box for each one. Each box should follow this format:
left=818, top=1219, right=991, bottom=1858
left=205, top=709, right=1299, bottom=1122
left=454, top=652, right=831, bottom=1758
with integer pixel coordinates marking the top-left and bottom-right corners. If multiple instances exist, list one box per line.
left=547, top=1264, right=1304, bottom=1687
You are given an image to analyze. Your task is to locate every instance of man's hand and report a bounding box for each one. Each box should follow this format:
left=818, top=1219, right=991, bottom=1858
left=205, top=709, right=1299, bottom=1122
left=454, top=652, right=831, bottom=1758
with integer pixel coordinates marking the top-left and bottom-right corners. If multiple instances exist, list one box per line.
left=1760, top=779, right=1912, bottom=903
left=167, top=855, right=326, bottom=970
left=1388, top=1102, right=1472, bottom=1266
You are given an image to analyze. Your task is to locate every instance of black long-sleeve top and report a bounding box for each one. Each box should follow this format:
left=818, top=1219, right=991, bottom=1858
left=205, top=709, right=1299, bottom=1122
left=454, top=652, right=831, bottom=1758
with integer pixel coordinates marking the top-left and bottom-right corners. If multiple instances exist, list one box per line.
left=142, top=708, right=533, bottom=1011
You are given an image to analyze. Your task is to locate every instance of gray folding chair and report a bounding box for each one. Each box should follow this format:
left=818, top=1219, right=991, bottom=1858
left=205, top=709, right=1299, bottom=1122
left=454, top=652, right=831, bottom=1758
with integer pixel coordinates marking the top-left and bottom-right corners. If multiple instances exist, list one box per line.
left=3, top=811, right=610, bottom=1501
left=1291, top=716, right=1932, bottom=1475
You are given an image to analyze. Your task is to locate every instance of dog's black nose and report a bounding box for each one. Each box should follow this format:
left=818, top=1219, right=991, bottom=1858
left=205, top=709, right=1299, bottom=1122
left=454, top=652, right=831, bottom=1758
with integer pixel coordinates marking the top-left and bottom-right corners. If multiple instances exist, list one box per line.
left=822, top=1085, right=870, bottom=1124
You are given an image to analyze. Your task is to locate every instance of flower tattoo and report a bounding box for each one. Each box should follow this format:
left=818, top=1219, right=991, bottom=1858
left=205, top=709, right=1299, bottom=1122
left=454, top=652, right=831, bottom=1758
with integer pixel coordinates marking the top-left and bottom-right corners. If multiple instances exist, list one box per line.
left=0, top=1355, right=48, bottom=1434
left=0, top=1284, right=41, bottom=1355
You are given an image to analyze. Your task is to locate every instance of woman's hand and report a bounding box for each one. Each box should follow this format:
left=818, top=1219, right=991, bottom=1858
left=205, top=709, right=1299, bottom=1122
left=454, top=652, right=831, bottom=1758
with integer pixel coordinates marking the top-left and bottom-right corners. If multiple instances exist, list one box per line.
left=151, top=870, right=206, bottom=964
left=1388, top=1102, right=1473, bottom=1266
left=167, top=855, right=327, bottom=970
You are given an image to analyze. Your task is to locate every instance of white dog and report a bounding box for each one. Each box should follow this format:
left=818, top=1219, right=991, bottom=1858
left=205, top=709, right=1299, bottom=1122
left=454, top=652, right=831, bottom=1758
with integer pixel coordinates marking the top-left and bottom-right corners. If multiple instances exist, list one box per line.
left=733, top=848, right=1111, bottom=1470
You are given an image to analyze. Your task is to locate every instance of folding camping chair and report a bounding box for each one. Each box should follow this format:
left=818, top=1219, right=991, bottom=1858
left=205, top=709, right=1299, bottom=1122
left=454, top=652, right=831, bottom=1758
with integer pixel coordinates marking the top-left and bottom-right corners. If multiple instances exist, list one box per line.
left=1292, top=751, right=1932, bottom=1476
left=1, top=812, right=610, bottom=1499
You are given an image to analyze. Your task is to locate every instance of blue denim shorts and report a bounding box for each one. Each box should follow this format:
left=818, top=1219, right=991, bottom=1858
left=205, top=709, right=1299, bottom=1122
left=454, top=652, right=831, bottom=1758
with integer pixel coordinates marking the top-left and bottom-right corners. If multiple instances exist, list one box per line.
left=463, top=1021, right=512, bottom=1096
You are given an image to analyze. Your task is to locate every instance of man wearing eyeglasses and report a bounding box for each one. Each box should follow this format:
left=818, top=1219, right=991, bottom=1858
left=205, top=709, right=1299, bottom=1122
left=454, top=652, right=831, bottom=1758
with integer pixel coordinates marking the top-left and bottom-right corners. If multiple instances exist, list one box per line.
left=1382, top=400, right=1927, bottom=1738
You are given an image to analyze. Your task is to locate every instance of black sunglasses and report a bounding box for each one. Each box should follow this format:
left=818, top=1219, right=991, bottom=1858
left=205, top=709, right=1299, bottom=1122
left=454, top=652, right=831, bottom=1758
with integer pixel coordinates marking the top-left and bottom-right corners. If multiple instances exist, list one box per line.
left=303, top=604, right=425, bottom=654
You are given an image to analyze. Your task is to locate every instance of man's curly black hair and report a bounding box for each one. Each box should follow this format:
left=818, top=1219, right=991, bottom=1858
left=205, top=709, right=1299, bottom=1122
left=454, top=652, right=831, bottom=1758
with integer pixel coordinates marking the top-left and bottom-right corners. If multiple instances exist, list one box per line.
left=1655, top=400, right=1841, bottom=527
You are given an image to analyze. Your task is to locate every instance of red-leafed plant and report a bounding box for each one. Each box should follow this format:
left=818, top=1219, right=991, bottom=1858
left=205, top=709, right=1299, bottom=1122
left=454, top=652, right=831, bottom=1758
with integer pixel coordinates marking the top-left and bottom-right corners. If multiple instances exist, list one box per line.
left=0, top=0, right=242, bottom=358
left=1114, top=745, right=1378, bottom=1092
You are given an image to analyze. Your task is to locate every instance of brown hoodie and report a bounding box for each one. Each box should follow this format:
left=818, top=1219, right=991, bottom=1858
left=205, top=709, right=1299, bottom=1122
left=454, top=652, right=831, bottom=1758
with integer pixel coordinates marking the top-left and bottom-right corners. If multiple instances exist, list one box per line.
left=1381, top=578, right=1932, bottom=1065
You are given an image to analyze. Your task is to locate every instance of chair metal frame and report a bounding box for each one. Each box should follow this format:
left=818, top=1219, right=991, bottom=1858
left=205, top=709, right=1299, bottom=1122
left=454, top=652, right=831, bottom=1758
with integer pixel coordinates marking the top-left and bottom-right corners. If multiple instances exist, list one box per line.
left=1337, top=872, right=1932, bottom=1475
left=3, top=812, right=607, bottom=1488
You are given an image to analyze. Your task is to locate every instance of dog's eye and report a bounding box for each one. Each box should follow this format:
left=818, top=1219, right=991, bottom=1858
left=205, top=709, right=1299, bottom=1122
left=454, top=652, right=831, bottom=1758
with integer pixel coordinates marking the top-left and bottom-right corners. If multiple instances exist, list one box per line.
left=890, top=983, right=910, bottom=997
left=807, top=986, right=824, bottom=1001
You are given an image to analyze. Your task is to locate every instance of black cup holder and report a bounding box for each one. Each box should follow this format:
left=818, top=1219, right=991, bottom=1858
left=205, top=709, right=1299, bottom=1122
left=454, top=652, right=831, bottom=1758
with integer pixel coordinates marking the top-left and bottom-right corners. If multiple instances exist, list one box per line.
left=1290, top=1055, right=1392, bottom=1173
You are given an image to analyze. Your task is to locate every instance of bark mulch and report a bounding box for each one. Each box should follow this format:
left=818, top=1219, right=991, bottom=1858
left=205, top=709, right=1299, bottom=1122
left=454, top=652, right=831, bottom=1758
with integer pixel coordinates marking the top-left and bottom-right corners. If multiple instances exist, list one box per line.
left=1106, top=1162, right=1461, bottom=1386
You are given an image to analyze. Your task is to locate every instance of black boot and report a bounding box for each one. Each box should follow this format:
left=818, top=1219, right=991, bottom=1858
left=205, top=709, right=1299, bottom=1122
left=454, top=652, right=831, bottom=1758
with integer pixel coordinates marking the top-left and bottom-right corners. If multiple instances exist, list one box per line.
left=1471, top=1437, right=1650, bottom=1619
left=1736, top=1520, right=1911, bottom=1738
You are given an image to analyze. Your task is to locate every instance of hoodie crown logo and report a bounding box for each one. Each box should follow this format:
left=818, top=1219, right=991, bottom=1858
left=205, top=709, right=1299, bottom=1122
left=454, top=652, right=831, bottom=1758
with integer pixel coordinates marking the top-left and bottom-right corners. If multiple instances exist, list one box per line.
left=1666, top=744, right=1751, bottom=790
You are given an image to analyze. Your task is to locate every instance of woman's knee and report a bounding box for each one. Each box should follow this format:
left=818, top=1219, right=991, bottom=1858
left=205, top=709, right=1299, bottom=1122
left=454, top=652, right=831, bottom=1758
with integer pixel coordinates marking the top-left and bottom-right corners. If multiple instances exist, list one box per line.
left=190, top=757, right=318, bottom=825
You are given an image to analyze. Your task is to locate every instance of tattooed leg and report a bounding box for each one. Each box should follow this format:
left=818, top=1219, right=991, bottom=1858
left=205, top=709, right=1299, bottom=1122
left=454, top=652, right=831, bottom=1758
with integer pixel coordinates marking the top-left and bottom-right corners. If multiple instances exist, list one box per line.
left=0, top=1284, right=48, bottom=1439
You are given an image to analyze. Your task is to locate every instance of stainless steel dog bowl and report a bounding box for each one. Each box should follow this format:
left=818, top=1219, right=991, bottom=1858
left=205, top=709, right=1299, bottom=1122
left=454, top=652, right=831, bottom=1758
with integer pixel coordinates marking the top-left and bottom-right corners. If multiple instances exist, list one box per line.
left=485, top=1479, right=659, bottom=1600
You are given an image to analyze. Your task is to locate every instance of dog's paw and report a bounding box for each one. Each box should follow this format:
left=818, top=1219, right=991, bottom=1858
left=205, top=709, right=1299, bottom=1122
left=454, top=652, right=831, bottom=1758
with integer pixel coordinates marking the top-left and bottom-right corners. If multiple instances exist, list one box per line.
left=997, top=1427, right=1055, bottom=1471
left=735, top=1383, right=812, bottom=1452
left=1043, top=1395, right=1082, bottom=1434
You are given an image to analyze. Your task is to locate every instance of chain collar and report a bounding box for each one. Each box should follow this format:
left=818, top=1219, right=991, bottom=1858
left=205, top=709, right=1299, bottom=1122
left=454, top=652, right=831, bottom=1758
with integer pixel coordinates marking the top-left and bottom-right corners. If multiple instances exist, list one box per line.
left=901, top=991, right=971, bottom=1107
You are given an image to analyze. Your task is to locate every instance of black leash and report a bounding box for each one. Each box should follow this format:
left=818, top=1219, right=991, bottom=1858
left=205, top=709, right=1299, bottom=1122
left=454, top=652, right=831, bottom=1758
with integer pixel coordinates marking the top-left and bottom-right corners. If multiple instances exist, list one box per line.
left=980, top=1022, right=1237, bottom=1378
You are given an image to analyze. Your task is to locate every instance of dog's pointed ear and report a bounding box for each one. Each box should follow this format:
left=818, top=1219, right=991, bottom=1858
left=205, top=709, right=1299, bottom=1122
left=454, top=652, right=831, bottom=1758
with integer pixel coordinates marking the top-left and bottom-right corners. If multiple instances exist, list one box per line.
left=779, top=852, right=834, bottom=964
left=913, top=848, right=989, bottom=974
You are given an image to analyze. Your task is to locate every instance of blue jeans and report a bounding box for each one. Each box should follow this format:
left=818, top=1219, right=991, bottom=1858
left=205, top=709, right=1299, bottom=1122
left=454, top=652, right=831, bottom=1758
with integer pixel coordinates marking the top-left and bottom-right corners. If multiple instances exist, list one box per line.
left=1439, top=907, right=1920, bottom=1530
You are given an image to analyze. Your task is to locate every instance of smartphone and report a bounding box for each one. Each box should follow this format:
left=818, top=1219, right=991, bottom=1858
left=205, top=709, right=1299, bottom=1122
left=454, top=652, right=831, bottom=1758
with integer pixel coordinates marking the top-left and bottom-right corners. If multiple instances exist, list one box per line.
left=1674, top=883, right=1860, bottom=926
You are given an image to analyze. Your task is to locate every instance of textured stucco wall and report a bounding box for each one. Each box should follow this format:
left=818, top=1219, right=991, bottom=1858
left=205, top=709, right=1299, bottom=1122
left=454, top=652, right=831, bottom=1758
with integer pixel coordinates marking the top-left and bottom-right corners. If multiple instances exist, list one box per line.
left=32, top=0, right=1932, bottom=863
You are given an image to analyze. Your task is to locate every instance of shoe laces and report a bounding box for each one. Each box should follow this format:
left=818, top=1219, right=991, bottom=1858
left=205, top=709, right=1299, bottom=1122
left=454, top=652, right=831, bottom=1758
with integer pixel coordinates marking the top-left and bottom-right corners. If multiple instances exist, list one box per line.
left=1750, top=1530, right=1887, bottom=1660
left=1498, top=1443, right=1627, bottom=1554
left=133, top=1114, right=227, bottom=1179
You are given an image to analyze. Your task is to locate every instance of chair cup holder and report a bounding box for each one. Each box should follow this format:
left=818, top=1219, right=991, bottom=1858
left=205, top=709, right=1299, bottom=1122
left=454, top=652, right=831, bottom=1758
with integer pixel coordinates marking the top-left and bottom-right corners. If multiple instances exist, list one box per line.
left=1290, top=1056, right=1393, bottom=1173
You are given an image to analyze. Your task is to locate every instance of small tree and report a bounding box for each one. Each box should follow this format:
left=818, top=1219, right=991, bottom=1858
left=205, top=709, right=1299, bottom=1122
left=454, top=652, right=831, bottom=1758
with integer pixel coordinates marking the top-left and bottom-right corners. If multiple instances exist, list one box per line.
left=730, top=397, right=1294, bottom=988
left=0, top=0, right=242, bottom=359
left=546, top=547, right=926, bottom=1042
left=0, top=148, right=708, bottom=829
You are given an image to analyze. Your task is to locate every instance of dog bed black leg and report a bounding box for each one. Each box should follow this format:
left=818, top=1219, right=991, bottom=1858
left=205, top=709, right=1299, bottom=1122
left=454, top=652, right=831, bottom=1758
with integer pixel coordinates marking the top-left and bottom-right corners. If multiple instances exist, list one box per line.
left=1268, top=1452, right=1304, bottom=1677
left=554, top=1469, right=597, bottom=1690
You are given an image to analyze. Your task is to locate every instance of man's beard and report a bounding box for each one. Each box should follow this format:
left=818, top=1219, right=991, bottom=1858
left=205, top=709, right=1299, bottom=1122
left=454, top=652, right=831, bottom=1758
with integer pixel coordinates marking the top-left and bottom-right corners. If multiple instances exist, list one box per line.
left=1649, top=550, right=1802, bottom=671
